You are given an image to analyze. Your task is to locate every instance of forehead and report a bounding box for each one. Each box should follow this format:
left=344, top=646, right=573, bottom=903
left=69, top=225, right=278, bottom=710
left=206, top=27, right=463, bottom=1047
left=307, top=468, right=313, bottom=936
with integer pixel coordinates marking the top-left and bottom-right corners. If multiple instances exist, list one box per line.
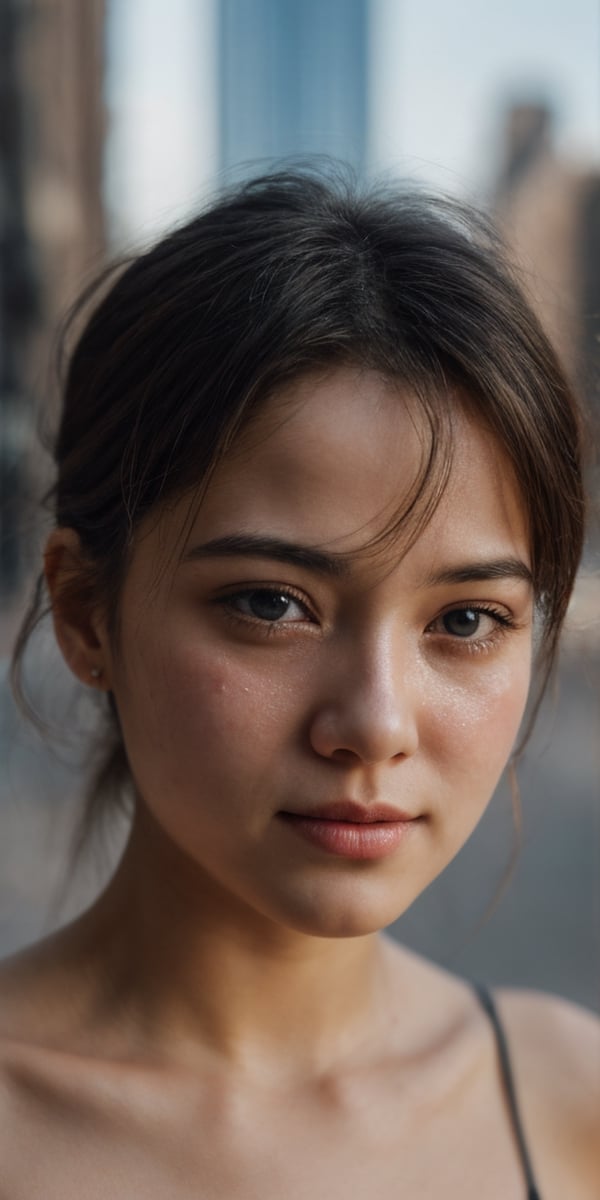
left=183, top=367, right=529, bottom=566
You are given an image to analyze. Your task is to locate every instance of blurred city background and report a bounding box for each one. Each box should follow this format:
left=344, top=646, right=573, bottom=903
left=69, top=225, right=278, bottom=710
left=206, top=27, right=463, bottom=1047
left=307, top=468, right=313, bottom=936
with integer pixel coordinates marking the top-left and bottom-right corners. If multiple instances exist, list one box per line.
left=1, top=0, right=599, bottom=1008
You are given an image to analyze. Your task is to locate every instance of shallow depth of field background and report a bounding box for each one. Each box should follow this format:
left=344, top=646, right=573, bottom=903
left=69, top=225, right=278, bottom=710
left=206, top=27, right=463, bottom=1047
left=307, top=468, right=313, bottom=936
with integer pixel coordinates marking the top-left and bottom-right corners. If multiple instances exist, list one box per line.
left=1, top=0, right=599, bottom=1009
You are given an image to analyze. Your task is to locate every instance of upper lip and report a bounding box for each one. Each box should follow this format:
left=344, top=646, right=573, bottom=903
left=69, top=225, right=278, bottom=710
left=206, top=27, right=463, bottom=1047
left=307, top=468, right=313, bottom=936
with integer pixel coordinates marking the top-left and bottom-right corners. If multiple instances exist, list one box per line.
left=281, top=801, right=418, bottom=824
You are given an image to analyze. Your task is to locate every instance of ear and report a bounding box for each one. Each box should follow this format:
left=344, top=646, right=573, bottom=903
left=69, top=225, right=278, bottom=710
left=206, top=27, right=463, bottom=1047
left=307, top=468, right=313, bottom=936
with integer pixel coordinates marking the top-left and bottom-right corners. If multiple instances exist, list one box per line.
left=44, top=528, right=112, bottom=691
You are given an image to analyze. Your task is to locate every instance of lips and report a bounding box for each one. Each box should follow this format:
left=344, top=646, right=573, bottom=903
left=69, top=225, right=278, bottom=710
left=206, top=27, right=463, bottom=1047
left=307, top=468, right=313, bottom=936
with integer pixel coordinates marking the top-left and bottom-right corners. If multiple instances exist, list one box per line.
left=278, top=801, right=422, bottom=860
left=281, top=800, right=417, bottom=824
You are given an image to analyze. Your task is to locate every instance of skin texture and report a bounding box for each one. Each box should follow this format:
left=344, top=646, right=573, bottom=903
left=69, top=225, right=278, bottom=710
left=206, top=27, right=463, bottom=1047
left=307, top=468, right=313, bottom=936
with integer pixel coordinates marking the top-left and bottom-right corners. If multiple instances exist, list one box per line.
left=92, top=368, right=534, bottom=942
left=0, top=368, right=598, bottom=1198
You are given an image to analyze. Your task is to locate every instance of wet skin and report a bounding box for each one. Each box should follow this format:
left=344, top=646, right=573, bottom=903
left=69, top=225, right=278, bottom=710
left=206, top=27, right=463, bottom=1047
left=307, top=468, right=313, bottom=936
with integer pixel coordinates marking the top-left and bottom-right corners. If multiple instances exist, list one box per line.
left=1, top=368, right=598, bottom=1199
left=95, top=367, right=534, bottom=939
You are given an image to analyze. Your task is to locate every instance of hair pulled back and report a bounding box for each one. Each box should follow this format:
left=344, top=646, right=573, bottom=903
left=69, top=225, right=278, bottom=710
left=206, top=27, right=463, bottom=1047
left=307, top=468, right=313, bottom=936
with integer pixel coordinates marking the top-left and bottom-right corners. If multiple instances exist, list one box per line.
left=14, top=166, right=586, bottom=826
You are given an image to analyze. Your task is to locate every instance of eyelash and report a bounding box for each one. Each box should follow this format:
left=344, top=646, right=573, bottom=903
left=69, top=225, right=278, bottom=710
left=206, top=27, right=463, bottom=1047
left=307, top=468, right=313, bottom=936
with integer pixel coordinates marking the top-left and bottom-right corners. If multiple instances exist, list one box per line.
left=215, top=586, right=519, bottom=652
left=216, top=586, right=317, bottom=633
left=426, top=604, right=518, bottom=656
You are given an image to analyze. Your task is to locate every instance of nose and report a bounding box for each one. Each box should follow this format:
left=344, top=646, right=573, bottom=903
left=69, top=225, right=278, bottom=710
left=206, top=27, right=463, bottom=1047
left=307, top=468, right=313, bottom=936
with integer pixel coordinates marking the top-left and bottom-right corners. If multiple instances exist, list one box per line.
left=308, top=631, right=420, bottom=766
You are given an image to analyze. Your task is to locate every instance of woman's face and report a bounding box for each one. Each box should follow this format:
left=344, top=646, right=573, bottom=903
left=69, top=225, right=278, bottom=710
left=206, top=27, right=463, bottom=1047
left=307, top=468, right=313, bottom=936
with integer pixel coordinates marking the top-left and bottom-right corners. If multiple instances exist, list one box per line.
left=99, top=367, right=534, bottom=937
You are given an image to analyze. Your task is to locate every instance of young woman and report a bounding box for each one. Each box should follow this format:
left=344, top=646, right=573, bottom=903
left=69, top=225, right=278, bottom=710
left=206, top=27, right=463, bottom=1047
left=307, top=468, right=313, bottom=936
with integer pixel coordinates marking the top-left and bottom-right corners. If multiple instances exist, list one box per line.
left=1, top=169, right=598, bottom=1199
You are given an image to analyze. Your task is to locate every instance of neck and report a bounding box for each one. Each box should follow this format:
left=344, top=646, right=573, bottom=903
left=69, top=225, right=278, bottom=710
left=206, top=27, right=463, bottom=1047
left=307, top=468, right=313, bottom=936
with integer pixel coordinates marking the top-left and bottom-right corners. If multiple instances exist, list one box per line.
left=76, top=807, right=399, bottom=1080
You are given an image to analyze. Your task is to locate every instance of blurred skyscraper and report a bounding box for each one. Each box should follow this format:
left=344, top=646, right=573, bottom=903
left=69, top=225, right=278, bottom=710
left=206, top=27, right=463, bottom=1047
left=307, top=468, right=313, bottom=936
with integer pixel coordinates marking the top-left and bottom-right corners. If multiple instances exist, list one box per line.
left=219, top=0, right=368, bottom=173
left=493, top=102, right=600, bottom=501
left=0, top=0, right=106, bottom=616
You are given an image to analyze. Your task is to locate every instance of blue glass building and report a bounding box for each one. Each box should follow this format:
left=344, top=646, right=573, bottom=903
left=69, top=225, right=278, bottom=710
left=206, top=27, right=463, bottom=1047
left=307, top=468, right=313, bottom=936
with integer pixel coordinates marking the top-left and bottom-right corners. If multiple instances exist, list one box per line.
left=219, top=0, right=369, bottom=174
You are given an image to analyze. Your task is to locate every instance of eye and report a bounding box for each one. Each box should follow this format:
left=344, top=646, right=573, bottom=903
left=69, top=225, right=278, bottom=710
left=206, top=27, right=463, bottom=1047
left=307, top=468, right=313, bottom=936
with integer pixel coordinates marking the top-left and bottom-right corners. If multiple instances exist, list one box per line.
left=442, top=608, right=486, bottom=638
left=224, top=588, right=313, bottom=624
left=430, top=605, right=514, bottom=642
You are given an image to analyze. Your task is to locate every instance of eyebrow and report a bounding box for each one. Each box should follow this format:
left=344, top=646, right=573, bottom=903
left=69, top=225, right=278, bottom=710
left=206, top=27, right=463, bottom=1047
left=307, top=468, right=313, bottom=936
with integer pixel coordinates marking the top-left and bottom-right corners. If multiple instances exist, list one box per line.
left=425, top=558, right=533, bottom=587
left=184, top=536, right=533, bottom=589
left=183, top=534, right=350, bottom=577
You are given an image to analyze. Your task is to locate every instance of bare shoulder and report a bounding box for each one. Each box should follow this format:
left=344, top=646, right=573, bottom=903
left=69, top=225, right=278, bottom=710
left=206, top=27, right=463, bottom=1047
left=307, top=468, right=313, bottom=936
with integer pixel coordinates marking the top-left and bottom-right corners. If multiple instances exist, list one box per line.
left=496, top=988, right=600, bottom=1199
left=0, top=933, right=91, bottom=1124
left=496, top=987, right=600, bottom=1094
left=0, top=935, right=120, bottom=1194
left=0, top=953, right=43, bottom=1182
left=0, top=934, right=71, bottom=1042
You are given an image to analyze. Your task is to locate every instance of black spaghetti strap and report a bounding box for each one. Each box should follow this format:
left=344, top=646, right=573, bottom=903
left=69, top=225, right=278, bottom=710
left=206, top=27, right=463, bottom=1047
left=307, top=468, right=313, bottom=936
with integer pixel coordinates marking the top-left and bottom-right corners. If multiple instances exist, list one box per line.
left=473, top=983, right=542, bottom=1200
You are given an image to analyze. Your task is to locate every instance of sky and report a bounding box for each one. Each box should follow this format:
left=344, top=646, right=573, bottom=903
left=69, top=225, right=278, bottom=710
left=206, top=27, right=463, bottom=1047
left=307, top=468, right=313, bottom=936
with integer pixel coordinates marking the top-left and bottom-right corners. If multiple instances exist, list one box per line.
left=105, top=0, right=219, bottom=242
left=106, top=0, right=600, bottom=239
left=370, top=0, right=600, bottom=195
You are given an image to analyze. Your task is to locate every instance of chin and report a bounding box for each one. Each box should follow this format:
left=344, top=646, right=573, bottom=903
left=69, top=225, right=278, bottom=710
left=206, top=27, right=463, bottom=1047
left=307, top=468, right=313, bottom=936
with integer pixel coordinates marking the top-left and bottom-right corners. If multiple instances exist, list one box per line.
left=270, top=878, right=421, bottom=940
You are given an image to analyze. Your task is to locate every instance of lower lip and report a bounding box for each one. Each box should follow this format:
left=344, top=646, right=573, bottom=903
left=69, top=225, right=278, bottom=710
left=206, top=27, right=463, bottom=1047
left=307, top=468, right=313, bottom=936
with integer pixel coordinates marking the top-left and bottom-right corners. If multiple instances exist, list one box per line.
left=279, top=814, right=419, bottom=860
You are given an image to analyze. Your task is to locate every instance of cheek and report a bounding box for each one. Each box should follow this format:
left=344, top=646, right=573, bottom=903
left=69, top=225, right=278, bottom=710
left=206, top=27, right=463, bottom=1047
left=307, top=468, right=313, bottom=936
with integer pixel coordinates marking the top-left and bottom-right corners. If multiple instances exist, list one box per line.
left=424, top=658, right=531, bottom=784
left=118, top=636, right=300, bottom=777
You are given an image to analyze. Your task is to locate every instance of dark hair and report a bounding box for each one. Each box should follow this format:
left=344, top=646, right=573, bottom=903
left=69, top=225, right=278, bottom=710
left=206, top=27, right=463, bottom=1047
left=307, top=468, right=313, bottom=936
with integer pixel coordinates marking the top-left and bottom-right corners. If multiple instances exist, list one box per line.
left=13, top=165, right=586, bottom=833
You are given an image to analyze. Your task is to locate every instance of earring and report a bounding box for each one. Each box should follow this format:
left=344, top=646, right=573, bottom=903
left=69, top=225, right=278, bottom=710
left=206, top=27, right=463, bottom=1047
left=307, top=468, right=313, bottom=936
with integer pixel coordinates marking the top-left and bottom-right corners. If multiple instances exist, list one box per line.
left=90, top=666, right=102, bottom=680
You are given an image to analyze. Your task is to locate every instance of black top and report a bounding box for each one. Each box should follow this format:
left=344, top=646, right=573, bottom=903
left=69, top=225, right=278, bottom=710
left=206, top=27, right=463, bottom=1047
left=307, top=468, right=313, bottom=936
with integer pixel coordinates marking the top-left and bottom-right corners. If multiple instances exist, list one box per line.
left=473, top=984, right=542, bottom=1200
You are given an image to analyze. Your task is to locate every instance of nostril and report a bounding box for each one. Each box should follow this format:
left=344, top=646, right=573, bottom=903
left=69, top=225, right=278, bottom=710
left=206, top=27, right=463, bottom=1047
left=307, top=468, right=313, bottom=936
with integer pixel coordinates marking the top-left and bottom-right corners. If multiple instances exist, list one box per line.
left=329, top=747, right=362, bottom=766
